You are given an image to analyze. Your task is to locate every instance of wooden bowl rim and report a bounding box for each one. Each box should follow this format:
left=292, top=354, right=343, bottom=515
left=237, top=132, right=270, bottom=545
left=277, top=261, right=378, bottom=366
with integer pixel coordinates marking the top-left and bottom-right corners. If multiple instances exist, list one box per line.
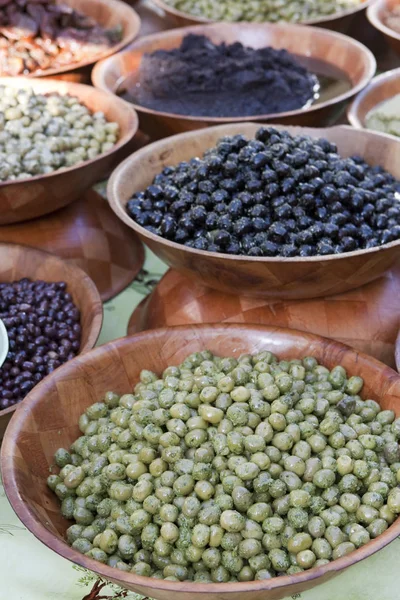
left=25, top=0, right=141, bottom=78
left=347, top=66, right=400, bottom=131
left=92, top=21, right=376, bottom=123
left=152, top=0, right=374, bottom=27
left=107, top=122, right=400, bottom=264
left=367, top=0, right=400, bottom=41
left=2, top=323, right=400, bottom=595
left=0, top=77, right=139, bottom=188
left=0, top=242, right=103, bottom=420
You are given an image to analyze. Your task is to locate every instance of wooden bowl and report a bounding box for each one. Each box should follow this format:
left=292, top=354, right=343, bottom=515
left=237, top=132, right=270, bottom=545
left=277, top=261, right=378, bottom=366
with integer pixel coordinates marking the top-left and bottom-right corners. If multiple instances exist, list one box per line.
left=367, top=0, right=400, bottom=55
left=21, top=0, right=141, bottom=83
left=0, top=190, right=145, bottom=302
left=0, top=243, right=103, bottom=439
left=347, top=67, right=400, bottom=133
left=0, top=77, right=138, bottom=225
left=2, top=324, right=400, bottom=600
left=152, top=0, right=373, bottom=33
left=107, top=122, right=400, bottom=300
left=92, top=22, right=376, bottom=139
left=127, top=264, right=400, bottom=369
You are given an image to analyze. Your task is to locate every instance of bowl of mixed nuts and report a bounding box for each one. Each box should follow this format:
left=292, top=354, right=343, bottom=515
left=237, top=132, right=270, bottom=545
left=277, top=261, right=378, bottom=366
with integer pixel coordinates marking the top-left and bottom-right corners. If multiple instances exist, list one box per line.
left=0, top=0, right=141, bottom=82
left=0, top=77, right=138, bottom=225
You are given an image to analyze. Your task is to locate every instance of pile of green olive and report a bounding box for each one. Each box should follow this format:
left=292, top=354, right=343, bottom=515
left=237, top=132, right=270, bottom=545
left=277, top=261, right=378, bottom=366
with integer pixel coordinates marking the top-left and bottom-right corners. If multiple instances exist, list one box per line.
left=48, top=350, right=400, bottom=582
left=162, top=0, right=363, bottom=23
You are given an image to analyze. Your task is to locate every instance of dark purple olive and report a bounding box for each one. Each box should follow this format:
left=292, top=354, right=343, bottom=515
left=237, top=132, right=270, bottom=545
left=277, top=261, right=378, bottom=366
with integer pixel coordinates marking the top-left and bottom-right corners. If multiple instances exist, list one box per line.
left=0, top=278, right=82, bottom=409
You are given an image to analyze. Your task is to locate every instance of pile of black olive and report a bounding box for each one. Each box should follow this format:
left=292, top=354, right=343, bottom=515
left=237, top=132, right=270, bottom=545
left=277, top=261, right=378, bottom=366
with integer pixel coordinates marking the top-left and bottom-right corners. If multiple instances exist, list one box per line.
left=0, top=279, right=81, bottom=410
left=126, top=127, right=400, bottom=257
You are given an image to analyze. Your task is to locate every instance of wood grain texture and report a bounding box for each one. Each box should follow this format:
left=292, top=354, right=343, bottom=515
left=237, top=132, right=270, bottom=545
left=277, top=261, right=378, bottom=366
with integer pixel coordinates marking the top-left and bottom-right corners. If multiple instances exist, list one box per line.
left=2, top=324, right=400, bottom=600
left=127, top=265, right=400, bottom=369
left=0, top=243, right=103, bottom=439
left=0, top=78, right=138, bottom=225
left=0, top=190, right=145, bottom=302
left=348, top=67, right=400, bottom=132
left=92, top=22, right=376, bottom=139
left=151, top=0, right=373, bottom=32
left=27, top=0, right=141, bottom=83
left=107, top=122, right=400, bottom=299
left=367, top=0, right=400, bottom=55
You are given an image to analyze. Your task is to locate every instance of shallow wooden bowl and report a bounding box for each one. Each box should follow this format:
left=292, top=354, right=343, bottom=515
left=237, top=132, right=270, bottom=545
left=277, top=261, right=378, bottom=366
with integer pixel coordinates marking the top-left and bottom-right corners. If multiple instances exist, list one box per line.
left=348, top=67, right=400, bottom=132
left=0, top=77, right=138, bottom=225
left=0, top=190, right=145, bottom=302
left=2, top=324, right=400, bottom=599
left=0, top=243, right=103, bottom=439
left=107, top=122, right=400, bottom=299
left=127, top=265, right=400, bottom=369
left=152, top=0, right=372, bottom=33
left=23, top=0, right=141, bottom=83
left=367, top=0, right=400, bottom=55
left=92, top=22, right=375, bottom=139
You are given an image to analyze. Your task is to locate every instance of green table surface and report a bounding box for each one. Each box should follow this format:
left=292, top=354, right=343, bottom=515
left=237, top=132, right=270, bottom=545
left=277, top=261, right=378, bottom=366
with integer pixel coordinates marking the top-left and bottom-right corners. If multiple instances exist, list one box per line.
left=1, top=244, right=400, bottom=600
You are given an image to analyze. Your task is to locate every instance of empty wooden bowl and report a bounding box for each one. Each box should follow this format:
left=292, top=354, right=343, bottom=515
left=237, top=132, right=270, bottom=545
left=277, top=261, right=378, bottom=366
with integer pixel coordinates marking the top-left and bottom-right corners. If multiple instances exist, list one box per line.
left=0, top=190, right=145, bottom=302
left=22, top=0, right=141, bottom=83
left=92, top=22, right=376, bottom=139
left=2, top=323, right=400, bottom=599
left=127, top=264, right=400, bottom=369
left=0, top=77, right=138, bottom=225
left=367, top=0, right=400, bottom=55
left=107, top=122, right=400, bottom=300
left=347, top=67, right=400, bottom=133
left=0, top=243, right=103, bottom=439
left=151, top=0, right=373, bottom=33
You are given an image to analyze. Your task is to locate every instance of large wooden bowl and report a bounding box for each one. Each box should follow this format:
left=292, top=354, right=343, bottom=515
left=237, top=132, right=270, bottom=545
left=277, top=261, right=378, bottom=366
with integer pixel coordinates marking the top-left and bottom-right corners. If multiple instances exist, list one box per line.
left=92, top=22, right=376, bottom=139
left=107, top=122, right=400, bottom=300
left=151, top=0, right=373, bottom=33
left=22, top=0, right=141, bottom=83
left=0, top=243, right=103, bottom=439
left=2, top=324, right=400, bottom=600
left=367, top=0, right=400, bottom=55
left=0, top=77, right=138, bottom=225
left=127, top=264, right=400, bottom=369
left=347, top=67, right=400, bottom=133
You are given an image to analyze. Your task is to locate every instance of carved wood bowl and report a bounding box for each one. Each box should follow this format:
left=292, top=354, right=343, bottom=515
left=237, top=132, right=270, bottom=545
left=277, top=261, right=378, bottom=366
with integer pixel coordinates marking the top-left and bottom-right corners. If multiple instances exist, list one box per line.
left=0, top=243, right=103, bottom=439
left=0, top=77, right=139, bottom=225
left=367, top=0, right=400, bottom=56
left=92, top=22, right=376, bottom=139
left=107, top=122, right=400, bottom=300
left=347, top=67, right=400, bottom=133
left=23, top=0, right=141, bottom=83
left=151, top=0, right=373, bottom=33
left=2, top=324, right=400, bottom=600
left=127, top=265, right=400, bottom=369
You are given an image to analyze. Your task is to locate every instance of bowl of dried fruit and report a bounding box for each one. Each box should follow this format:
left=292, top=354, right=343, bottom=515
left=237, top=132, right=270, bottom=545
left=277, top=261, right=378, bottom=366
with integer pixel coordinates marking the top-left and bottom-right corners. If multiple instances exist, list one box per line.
left=0, top=0, right=141, bottom=82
